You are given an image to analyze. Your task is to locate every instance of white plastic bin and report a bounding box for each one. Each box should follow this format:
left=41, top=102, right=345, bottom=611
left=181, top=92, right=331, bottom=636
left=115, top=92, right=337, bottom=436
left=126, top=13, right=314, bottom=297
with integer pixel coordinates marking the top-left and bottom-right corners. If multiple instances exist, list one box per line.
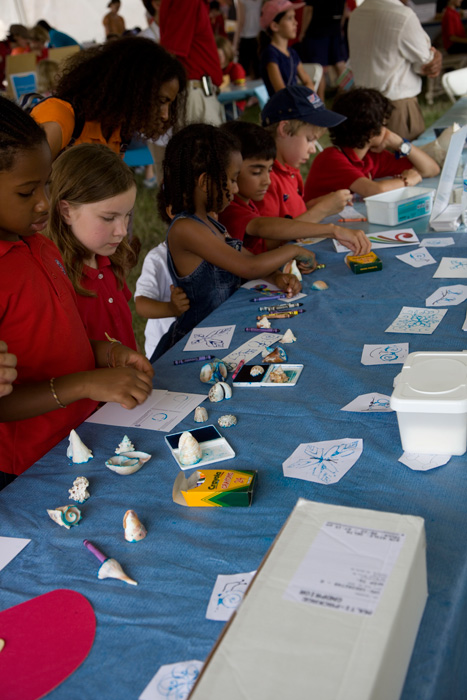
left=390, top=351, right=467, bottom=455
left=364, top=187, right=435, bottom=226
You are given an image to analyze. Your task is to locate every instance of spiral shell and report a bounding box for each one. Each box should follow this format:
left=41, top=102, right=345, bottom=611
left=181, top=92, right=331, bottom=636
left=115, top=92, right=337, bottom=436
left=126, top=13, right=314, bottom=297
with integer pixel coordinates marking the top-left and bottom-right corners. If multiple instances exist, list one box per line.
left=115, top=435, right=135, bottom=454
left=178, top=431, right=203, bottom=466
left=208, top=381, right=232, bottom=402
left=47, top=505, right=82, bottom=529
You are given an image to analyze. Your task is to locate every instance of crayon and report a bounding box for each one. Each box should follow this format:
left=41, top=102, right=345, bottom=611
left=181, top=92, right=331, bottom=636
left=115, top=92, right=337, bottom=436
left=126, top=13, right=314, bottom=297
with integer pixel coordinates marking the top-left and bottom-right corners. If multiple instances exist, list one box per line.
left=173, top=355, right=215, bottom=365
left=250, top=293, right=287, bottom=302
left=338, top=217, right=367, bottom=222
left=258, top=303, right=303, bottom=311
left=231, top=359, right=245, bottom=380
left=244, top=327, right=281, bottom=333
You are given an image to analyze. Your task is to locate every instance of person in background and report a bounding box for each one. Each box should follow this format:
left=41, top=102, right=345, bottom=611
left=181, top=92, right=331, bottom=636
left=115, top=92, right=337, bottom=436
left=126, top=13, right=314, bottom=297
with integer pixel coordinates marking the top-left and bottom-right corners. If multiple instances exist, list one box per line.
left=233, top=0, right=262, bottom=78
left=103, top=0, right=126, bottom=38
left=216, top=35, right=247, bottom=116
left=442, top=0, right=467, bottom=53
left=28, top=25, right=50, bottom=62
left=36, top=20, right=80, bottom=48
left=139, top=0, right=161, bottom=41
left=210, top=1, right=228, bottom=36
left=0, top=342, right=17, bottom=399
left=8, top=25, right=30, bottom=55
left=36, top=59, right=59, bottom=96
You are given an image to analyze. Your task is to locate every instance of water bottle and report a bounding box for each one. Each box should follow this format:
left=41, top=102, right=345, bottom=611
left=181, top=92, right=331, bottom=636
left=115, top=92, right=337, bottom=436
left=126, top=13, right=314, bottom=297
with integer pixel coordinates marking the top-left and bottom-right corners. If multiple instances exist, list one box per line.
left=462, top=163, right=467, bottom=226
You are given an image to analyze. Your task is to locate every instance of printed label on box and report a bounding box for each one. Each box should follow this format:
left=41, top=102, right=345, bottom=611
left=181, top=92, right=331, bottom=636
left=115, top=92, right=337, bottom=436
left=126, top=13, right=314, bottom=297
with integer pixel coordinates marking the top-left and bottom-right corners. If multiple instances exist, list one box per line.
left=283, top=521, right=405, bottom=616
left=397, top=196, right=431, bottom=223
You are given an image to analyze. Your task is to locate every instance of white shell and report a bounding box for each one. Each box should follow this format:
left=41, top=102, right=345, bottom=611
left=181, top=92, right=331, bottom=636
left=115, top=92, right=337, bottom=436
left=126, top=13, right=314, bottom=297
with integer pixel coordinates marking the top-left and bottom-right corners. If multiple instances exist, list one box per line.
left=289, top=259, right=302, bottom=281
left=208, top=381, right=232, bottom=402
left=257, top=316, right=271, bottom=329
left=105, top=451, right=151, bottom=475
left=68, top=476, right=90, bottom=503
left=115, top=435, right=135, bottom=454
left=178, top=431, right=203, bottom=466
left=218, top=414, right=237, bottom=427
left=194, top=406, right=208, bottom=422
left=250, top=365, right=264, bottom=377
left=123, top=509, right=147, bottom=542
left=269, top=367, right=289, bottom=383
left=47, top=505, right=82, bottom=529
left=312, top=280, right=328, bottom=291
left=199, top=360, right=228, bottom=384
left=98, top=557, right=137, bottom=585
left=66, top=429, right=93, bottom=464
left=281, top=329, right=296, bottom=343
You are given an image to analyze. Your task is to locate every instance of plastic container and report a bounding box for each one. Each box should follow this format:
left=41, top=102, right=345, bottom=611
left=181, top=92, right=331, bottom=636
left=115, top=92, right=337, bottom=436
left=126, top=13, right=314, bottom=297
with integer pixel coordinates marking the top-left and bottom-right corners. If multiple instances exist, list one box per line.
left=462, top=163, right=467, bottom=226
left=390, top=351, right=467, bottom=455
left=364, top=187, right=435, bottom=226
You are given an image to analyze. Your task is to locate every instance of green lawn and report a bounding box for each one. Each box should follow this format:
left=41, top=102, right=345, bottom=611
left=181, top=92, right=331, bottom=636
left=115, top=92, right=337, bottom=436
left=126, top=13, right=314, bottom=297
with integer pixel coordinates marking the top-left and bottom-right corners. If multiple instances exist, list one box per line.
left=128, top=92, right=453, bottom=352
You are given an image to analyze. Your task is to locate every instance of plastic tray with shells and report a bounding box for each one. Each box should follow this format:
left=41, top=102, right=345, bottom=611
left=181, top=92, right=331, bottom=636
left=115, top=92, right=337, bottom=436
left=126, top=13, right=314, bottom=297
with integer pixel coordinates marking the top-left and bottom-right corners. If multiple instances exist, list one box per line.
left=232, top=363, right=304, bottom=387
left=164, top=425, right=235, bottom=470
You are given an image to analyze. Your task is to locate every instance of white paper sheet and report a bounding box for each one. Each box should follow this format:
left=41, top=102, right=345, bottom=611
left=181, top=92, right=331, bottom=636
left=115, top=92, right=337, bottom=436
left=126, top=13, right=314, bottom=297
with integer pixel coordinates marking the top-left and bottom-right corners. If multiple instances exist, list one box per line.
left=430, top=125, right=467, bottom=229
left=361, top=343, right=409, bottom=366
left=398, top=453, right=451, bottom=471
left=86, top=390, right=206, bottom=432
left=341, top=393, right=392, bottom=412
left=183, top=325, right=235, bottom=352
left=433, top=257, right=467, bottom=278
left=0, top=536, right=30, bottom=572
left=396, top=247, right=437, bottom=267
left=139, top=660, right=203, bottom=700
left=283, top=439, right=363, bottom=484
left=221, top=334, right=281, bottom=371
left=333, top=228, right=419, bottom=253
left=385, top=307, right=447, bottom=334
left=283, top=521, right=406, bottom=616
left=206, top=571, right=256, bottom=622
left=426, top=284, right=467, bottom=307
left=463, top=309, right=467, bottom=331
left=241, top=279, right=306, bottom=302
left=420, top=237, right=455, bottom=247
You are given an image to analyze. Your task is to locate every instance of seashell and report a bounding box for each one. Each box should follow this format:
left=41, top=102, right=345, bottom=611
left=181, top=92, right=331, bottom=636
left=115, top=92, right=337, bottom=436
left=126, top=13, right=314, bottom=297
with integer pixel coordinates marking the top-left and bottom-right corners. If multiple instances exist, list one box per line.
left=250, top=365, right=264, bottom=377
left=47, top=505, right=82, bottom=529
left=178, top=431, right=203, bottom=466
left=281, top=329, right=296, bottom=344
left=269, top=367, right=289, bottom=383
left=115, top=435, right=135, bottom=454
left=67, top=429, right=93, bottom=464
left=68, top=476, right=90, bottom=503
left=218, top=414, right=237, bottom=428
left=208, top=381, right=232, bottom=402
left=257, top=316, right=271, bottom=329
left=194, top=406, right=208, bottom=422
left=283, top=258, right=302, bottom=281
left=311, top=280, right=328, bottom=291
left=262, top=346, right=274, bottom=358
left=263, top=346, right=287, bottom=364
left=98, top=557, right=137, bottom=586
left=199, top=360, right=228, bottom=384
left=105, top=451, right=151, bottom=476
left=123, top=509, right=147, bottom=542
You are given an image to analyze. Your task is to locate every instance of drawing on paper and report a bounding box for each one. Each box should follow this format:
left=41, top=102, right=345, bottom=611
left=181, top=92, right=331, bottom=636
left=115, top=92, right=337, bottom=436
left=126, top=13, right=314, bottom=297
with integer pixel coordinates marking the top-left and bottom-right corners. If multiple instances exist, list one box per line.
left=385, top=306, right=447, bottom=334
left=188, top=327, right=233, bottom=349
left=426, top=285, right=467, bottom=307
left=341, top=393, right=393, bottom=412
left=367, top=396, right=390, bottom=410
left=433, top=257, right=467, bottom=278
left=216, top=577, right=250, bottom=611
left=370, top=345, right=406, bottom=362
left=398, top=452, right=451, bottom=471
left=283, top=439, right=363, bottom=484
left=361, top=343, right=409, bottom=366
left=157, top=662, right=201, bottom=699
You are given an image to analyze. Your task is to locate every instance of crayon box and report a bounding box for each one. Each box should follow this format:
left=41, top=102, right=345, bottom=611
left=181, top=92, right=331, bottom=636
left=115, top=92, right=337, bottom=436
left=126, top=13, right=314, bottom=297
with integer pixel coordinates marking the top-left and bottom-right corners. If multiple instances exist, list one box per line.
left=173, top=469, right=257, bottom=507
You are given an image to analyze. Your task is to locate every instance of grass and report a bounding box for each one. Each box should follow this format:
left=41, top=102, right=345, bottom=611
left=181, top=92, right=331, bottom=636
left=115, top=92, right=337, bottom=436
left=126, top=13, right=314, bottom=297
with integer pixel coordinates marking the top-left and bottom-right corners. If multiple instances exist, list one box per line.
left=128, top=90, right=453, bottom=352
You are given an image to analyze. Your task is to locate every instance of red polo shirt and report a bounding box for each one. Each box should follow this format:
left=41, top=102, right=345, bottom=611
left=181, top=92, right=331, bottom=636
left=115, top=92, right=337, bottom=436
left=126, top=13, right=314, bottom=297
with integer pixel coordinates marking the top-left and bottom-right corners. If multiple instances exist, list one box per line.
left=77, top=256, right=137, bottom=350
left=218, top=195, right=268, bottom=254
left=442, top=6, right=466, bottom=50
left=0, top=234, right=97, bottom=475
left=304, top=146, right=411, bottom=200
left=160, top=0, right=223, bottom=86
left=256, top=159, right=307, bottom=219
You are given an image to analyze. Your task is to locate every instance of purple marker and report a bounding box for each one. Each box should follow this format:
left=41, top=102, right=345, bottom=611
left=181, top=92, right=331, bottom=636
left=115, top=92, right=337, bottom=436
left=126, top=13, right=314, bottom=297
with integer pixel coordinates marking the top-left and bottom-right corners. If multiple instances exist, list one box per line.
left=83, top=539, right=107, bottom=563
left=250, top=294, right=287, bottom=302
left=173, top=355, right=215, bottom=365
left=244, top=327, right=281, bottom=333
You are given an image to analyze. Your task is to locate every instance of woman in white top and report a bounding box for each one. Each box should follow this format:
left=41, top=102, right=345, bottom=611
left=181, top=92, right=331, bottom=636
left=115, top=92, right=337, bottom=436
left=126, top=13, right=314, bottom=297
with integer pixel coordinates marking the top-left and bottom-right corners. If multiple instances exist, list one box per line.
left=234, top=0, right=262, bottom=78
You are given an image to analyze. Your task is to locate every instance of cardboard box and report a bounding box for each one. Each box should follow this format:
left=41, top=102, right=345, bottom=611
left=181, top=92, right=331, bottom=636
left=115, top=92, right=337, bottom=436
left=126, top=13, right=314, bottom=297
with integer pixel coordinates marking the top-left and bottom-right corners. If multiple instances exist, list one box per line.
left=173, top=469, right=256, bottom=507
left=189, top=499, right=427, bottom=700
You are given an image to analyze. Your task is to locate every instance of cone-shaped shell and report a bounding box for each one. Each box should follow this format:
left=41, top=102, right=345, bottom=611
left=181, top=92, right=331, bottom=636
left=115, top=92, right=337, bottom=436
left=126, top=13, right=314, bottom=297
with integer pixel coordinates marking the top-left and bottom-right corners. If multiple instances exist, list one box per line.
left=66, top=429, right=93, bottom=464
left=115, top=435, right=135, bottom=454
left=194, top=406, right=208, bottom=422
left=281, top=329, right=296, bottom=343
left=123, top=510, right=147, bottom=542
left=98, top=557, right=137, bottom=585
left=199, top=360, right=228, bottom=384
left=263, top=346, right=287, bottom=363
left=178, top=431, right=203, bottom=466
left=257, top=316, right=271, bottom=329
left=47, top=505, right=82, bottom=529
left=208, top=381, right=232, bottom=402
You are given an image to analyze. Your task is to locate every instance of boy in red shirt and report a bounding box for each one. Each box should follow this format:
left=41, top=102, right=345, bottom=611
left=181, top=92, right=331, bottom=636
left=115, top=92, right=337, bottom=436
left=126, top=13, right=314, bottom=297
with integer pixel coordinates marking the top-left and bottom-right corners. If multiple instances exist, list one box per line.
left=219, top=118, right=370, bottom=255
left=442, top=0, right=467, bottom=53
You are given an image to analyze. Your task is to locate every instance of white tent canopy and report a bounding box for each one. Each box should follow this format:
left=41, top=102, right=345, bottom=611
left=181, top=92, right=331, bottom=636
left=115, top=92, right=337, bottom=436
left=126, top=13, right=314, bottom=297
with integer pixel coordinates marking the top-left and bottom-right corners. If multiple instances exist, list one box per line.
left=1, top=0, right=148, bottom=45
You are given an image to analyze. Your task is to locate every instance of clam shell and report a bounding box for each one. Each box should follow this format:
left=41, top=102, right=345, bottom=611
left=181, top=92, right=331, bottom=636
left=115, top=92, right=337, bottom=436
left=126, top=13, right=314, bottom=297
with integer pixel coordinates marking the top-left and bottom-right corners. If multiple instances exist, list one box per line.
left=66, top=429, right=93, bottom=464
left=312, top=280, right=328, bottom=291
left=250, top=365, right=264, bottom=377
left=199, top=360, right=228, bottom=384
left=105, top=451, right=151, bottom=475
left=123, top=509, right=147, bottom=542
left=281, top=329, right=296, bottom=343
left=263, top=346, right=287, bottom=364
left=178, top=431, right=203, bottom=466
left=194, top=406, right=208, bottom=422
left=98, top=557, right=137, bottom=586
left=115, top=435, right=135, bottom=454
left=47, top=505, right=82, bottom=529
left=218, top=414, right=237, bottom=427
left=208, top=381, right=232, bottom=402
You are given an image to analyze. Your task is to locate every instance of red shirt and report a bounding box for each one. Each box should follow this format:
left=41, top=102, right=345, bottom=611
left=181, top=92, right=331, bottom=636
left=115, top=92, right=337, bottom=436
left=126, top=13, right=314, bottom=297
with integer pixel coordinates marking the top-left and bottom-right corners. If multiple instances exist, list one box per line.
left=256, top=159, right=307, bottom=219
left=442, top=6, right=466, bottom=50
left=78, top=255, right=136, bottom=350
left=0, top=234, right=97, bottom=475
left=160, top=0, right=223, bottom=85
left=304, top=146, right=411, bottom=200
left=218, top=195, right=268, bottom=254
left=223, top=62, right=247, bottom=109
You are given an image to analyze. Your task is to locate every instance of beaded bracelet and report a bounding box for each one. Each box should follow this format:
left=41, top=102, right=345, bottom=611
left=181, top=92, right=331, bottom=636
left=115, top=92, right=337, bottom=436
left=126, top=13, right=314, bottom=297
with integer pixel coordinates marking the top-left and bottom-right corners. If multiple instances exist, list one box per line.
left=50, top=377, right=66, bottom=409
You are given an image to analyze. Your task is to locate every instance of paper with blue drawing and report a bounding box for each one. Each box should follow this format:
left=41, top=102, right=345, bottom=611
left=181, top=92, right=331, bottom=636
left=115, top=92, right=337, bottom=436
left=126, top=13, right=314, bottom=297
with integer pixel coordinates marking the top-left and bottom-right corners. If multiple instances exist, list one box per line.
left=282, top=439, right=363, bottom=484
left=341, top=393, right=392, bottom=412
left=398, top=453, right=451, bottom=471
left=221, top=333, right=282, bottom=371
left=183, top=325, right=235, bottom=352
left=426, top=285, right=467, bottom=307
left=396, top=247, right=436, bottom=267
left=361, top=343, right=409, bottom=365
left=139, top=660, right=203, bottom=700
left=205, top=571, right=256, bottom=622
left=333, top=228, right=419, bottom=253
left=420, top=237, right=455, bottom=247
left=433, top=257, right=467, bottom=278
left=385, top=307, right=447, bottom=334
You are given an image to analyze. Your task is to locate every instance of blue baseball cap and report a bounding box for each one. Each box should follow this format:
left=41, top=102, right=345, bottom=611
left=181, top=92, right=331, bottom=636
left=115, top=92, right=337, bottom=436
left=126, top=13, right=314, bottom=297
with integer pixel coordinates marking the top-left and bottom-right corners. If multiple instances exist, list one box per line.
left=262, top=86, right=346, bottom=129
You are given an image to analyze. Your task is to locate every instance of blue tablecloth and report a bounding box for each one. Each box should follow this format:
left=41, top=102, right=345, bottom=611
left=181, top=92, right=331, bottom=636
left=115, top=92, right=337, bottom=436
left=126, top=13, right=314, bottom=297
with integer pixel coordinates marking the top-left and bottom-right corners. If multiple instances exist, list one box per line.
left=2, top=110, right=467, bottom=698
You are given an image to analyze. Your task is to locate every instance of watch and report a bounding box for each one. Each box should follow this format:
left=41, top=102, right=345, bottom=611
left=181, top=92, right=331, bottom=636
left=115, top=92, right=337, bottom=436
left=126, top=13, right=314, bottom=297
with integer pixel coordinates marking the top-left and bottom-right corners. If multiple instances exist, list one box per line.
left=396, top=139, right=412, bottom=158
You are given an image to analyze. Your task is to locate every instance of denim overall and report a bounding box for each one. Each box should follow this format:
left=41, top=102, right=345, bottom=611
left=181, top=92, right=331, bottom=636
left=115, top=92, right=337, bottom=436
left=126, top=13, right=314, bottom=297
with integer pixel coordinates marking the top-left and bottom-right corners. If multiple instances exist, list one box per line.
left=150, top=212, right=242, bottom=362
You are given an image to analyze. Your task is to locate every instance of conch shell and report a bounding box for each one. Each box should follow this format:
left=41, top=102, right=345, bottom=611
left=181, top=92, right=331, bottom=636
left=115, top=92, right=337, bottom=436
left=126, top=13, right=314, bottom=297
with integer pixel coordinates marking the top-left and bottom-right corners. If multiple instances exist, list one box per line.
left=208, top=381, right=232, bottom=402
left=67, top=429, right=93, bottom=464
left=194, top=406, right=208, bottom=422
left=263, top=346, right=287, bottom=363
left=178, top=431, right=203, bottom=466
left=115, top=435, right=135, bottom=454
left=47, top=505, right=82, bottom=529
left=98, top=558, right=137, bottom=586
left=123, top=509, right=147, bottom=542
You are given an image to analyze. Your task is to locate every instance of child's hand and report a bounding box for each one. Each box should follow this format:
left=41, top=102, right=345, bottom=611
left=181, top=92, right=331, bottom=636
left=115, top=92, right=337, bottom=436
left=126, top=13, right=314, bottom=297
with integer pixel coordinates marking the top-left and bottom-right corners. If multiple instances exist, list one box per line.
left=0, top=341, right=17, bottom=398
left=109, top=343, right=155, bottom=379
left=293, top=248, right=317, bottom=274
left=273, top=272, right=302, bottom=297
left=308, top=190, right=353, bottom=218
left=86, top=367, right=153, bottom=410
left=168, top=285, right=190, bottom=317
left=401, top=168, right=422, bottom=187
left=333, top=226, right=371, bottom=255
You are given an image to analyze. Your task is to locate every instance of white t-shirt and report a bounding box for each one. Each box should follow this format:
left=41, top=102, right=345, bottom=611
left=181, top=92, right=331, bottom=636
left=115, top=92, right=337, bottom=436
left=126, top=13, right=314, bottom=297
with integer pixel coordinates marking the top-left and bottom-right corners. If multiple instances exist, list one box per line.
left=239, top=0, right=262, bottom=39
left=134, top=242, right=175, bottom=359
left=139, top=22, right=160, bottom=43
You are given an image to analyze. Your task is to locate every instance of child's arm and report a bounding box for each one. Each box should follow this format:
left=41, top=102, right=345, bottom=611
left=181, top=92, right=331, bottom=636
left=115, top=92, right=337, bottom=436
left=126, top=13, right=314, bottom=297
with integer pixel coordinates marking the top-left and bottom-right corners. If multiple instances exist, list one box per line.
left=296, top=62, right=314, bottom=90
left=266, top=62, right=287, bottom=93
left=135, top=285, right=190, bottom=319
left=305, top=190, right=353, bottom=219
left=370, top=128, right=440, bottom=178
left=0, top=341, right=17, bottom=398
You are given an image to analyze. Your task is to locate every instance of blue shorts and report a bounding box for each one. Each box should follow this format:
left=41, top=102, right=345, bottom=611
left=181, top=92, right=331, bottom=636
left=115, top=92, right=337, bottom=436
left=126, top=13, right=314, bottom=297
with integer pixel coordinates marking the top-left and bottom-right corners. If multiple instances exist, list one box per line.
left=301, top=32, right=348, bottom=66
